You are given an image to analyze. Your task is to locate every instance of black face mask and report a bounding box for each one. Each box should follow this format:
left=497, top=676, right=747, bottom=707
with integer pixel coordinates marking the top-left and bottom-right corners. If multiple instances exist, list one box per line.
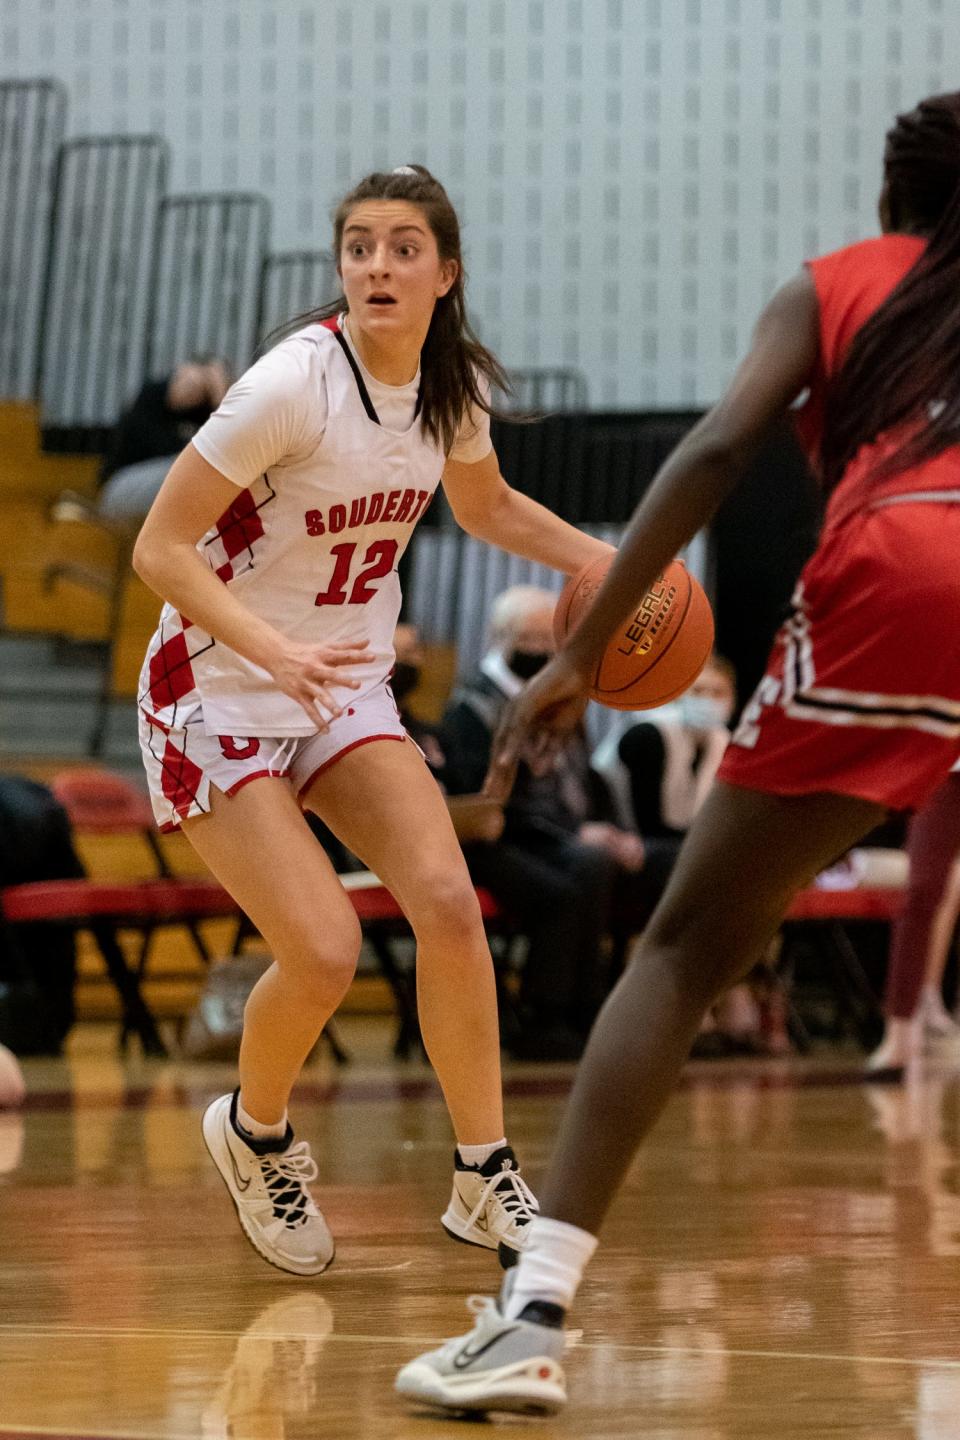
left=508, top=649, right=551, bottom=680
left=390, top=661, right=421, bottom=703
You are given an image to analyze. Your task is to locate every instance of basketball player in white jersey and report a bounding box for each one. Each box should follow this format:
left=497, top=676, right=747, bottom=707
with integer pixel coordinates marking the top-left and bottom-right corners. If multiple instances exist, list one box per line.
left=133, top=165, right=612, bottom=1277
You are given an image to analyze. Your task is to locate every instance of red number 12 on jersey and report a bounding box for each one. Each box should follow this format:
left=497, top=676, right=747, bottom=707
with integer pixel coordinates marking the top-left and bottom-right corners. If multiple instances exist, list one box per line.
left=314, top=539, right=399, bottom=606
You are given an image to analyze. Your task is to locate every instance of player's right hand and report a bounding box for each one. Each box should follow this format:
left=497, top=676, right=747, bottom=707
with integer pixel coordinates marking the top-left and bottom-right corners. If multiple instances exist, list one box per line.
left=268, top=640, right=373, bottom=730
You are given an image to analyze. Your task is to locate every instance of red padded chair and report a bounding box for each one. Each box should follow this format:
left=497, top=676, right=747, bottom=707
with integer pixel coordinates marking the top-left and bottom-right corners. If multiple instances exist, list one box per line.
left=341, top=873, right=513, bottom=1058
left=0, top=768, right=244, bottom=1056
left=0, top=877, right=240, bottom=1055
left=51, top=760, right=247, bottom=973
left=780, top=885, right=905, bottom=1050
left=786, top=887, right=904, bottom=923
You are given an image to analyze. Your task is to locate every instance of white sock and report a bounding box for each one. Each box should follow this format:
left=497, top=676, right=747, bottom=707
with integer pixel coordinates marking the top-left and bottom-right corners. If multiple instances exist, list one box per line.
left=235, top=1097, right=288, bottom=1142
left=457, top=1137, right=508, bottom=1168
left=503, top=1216, right=598, bottom=1318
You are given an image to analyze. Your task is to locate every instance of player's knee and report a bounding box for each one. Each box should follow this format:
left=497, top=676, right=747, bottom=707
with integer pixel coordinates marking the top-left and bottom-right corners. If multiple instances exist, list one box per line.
left=293, top=948, right=359, bottom=1009
left=409, top=866, right=483, bottom=939
left=640, top=900, right=755, bottom=993
left=273, top=914, right=362, bottom=1003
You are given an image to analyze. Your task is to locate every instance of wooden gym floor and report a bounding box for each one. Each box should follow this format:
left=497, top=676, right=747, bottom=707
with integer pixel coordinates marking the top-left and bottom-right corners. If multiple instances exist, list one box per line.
left=1, top=1019, right=959, bottom=1440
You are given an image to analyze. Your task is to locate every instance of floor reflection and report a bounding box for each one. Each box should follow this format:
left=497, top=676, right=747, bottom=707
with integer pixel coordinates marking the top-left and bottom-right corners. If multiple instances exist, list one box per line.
left=201, top=1294, right=334, bottom=1440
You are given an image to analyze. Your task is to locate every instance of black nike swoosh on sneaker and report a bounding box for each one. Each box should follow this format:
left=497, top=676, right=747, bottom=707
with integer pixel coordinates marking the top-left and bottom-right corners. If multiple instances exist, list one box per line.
left=452, top=1326, right=520, bottom=1369
left=227, top=1143, right=252, bottom=1192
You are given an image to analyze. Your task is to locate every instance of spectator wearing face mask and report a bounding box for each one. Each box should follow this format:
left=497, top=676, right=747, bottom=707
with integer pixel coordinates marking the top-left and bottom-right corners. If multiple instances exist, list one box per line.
left=440, top=585, right=646, bottom=1062
left=390, top=622, right=447, bottom=775
left=307, top=622, right=505, bottom=866
left=614, top=656, right=737, bottom=843
left=598, top=657, right=767, bottom=1055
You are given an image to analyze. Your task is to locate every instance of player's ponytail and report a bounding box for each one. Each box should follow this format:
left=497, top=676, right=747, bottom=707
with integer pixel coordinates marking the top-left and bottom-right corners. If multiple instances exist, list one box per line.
left=277, top=166, right=514, bottom=456
left=821, top=92, right=960, bottom=492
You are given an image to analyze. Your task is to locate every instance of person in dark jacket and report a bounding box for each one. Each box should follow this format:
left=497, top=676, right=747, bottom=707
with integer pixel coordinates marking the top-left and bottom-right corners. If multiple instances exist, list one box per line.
left=96, top=357, right=231, bottom=523
left=441, top=586, right=645, bottom=1061
left=0, top=777, right=84, bottom=1054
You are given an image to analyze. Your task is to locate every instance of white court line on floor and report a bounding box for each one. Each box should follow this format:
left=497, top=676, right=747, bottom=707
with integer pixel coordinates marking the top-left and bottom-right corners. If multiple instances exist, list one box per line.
left=0, top=1321, right=958, bottom=1370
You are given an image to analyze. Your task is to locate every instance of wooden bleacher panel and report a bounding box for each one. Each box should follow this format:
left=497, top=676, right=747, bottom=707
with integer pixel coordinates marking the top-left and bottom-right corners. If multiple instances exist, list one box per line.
left=0, top=400, right=163, bottom=684
left=0, top=402, right=100, bottom=500
left=111, top=574, right=162, bottom=696
left=0, top=495, right=116, bottom=639
left=0, top=400, right=108, bottom=638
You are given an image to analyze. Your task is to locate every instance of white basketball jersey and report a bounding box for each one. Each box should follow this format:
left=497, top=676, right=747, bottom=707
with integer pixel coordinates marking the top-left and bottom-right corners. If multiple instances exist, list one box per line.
left=139, top=318, right=485, bottom=737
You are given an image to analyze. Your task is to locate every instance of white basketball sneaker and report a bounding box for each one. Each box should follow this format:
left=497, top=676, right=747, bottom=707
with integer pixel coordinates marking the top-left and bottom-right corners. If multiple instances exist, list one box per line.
left=396, top=1273, right=567, bottom=1417
left=202, top=1091, right=334, bottom=1276
left=441, top=1145, right=538, bottom=1267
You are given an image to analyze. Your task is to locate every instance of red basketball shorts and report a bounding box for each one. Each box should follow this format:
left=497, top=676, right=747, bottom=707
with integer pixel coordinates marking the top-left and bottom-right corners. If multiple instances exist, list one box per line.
left=719, top=499, right=960, bottom=811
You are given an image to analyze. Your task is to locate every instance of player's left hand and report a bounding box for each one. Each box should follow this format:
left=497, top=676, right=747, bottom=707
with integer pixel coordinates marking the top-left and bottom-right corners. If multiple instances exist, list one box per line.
left=483, top=651, right=591, bottom=802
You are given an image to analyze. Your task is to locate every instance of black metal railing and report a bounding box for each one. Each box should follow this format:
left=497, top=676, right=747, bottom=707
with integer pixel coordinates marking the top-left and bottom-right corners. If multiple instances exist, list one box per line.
left=257, top=250, right=337, bottom=347
left=489, top=410, right=702, bottom=523
left=38, top=135, right=169, bottom=452
left=145, top=192, right=271, bottom=380
left=0, top=79, right=67, bottom=400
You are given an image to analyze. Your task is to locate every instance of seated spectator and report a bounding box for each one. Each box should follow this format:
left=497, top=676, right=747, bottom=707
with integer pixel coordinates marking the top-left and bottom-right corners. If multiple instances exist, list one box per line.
left=390, top=622, right=448, bottom=775
left=96, top=357, right=232, bottom=524
left=592, top=655, right=737, bottom=919
left=599, top=656, right=771, bottom=1054
left=0, top=776, right=84, bottom=1056
left=440, top=585, right=647, bottom=1062
left=305, top=621, right=502, bottom=868
left=615, top=654, right=738, bottom=845
left=392, top=621, right=506, bottom=846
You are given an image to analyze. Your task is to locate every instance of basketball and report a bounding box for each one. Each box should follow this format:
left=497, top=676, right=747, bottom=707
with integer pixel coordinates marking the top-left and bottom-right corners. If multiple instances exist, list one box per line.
left=553, top=556, right=715, bottom=710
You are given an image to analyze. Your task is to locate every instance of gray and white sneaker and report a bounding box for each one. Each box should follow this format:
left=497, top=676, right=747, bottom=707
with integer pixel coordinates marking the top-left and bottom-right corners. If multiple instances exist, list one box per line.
left=396, top=1279, right=566, bottom=1416
left=441, top=1145, right=538, bottom=1267
left=201, top=1091, right=334, bottom=1276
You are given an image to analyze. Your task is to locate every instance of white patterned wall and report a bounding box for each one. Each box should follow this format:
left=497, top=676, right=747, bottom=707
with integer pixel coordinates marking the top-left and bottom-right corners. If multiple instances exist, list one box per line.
left=1, top=0, right=953, bottom=407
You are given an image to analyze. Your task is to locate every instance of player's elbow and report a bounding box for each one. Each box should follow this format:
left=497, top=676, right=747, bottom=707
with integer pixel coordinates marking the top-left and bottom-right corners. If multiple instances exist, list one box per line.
left=684, top=414, right=754, bottom=482
left=449, top=497, right=494, bottom=541
left=452, top=484, right=513, bottom=543
left=131, top=526, right=164, bottom=590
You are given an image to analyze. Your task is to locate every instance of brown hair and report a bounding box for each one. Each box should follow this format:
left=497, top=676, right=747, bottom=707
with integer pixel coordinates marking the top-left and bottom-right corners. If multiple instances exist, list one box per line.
left=271, top=165, right=512, bottom=455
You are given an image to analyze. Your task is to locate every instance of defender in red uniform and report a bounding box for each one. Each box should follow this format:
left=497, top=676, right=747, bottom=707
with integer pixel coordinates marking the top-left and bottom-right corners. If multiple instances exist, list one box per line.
left=398, top=93, right=960, bottom=1416
left=719, top=229, right=960, bottom=810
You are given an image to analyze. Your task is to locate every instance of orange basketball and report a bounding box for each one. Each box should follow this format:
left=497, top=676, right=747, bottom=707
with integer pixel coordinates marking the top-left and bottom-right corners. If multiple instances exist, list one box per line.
left=553, top=556, right=715, bottom=710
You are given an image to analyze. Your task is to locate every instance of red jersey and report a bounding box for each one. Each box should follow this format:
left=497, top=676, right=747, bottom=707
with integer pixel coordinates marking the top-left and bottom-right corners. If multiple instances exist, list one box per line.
left=719, top=232, right=960, bottom=811
left=793, top=233, right=960, bottom=527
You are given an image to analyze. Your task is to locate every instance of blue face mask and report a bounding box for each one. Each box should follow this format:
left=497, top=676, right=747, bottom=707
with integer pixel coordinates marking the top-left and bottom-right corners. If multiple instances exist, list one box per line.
left=680, top=694, right=733, bottom=731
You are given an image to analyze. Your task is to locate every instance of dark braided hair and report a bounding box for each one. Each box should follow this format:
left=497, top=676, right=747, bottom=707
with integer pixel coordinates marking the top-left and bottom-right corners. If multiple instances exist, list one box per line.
left=270, top=165, right=512, bottom=456
left=820, top=92, right=960, bottom=492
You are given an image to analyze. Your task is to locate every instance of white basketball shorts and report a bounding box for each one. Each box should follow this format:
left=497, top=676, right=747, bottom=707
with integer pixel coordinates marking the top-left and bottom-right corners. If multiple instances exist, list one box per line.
left=139, top=680, right=407, bottom=832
